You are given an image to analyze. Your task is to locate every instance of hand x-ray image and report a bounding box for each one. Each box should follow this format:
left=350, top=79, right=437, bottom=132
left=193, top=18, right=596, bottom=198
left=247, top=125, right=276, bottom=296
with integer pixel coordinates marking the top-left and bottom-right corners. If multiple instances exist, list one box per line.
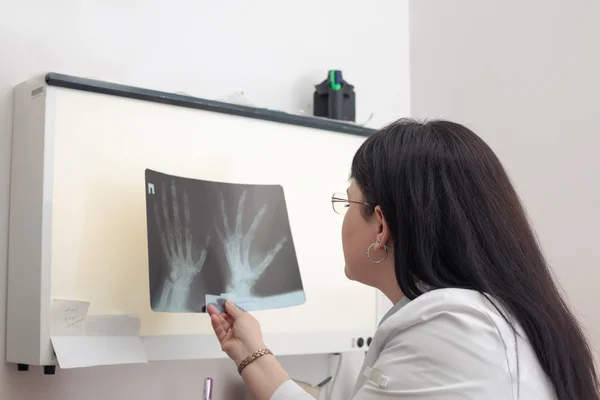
left=144, top=169, right=305, bottom=313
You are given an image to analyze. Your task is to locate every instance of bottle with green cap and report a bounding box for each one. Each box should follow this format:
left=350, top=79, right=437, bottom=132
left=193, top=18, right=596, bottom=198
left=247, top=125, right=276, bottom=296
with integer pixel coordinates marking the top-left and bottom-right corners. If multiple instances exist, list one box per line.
left=313, top=69, right=356, bottom=122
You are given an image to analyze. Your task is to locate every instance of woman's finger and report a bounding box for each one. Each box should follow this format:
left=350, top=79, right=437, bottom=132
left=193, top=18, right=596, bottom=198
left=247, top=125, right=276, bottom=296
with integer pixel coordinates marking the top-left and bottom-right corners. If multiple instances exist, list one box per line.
left=222, top=314, right=234, bottom=326
left=218, top=313, right=232, bottom=331
left=206, top=304, right=220, bottom=316
left=225, top=299, right=244, bottom=318
left=210, top=314, right=228, bottom=342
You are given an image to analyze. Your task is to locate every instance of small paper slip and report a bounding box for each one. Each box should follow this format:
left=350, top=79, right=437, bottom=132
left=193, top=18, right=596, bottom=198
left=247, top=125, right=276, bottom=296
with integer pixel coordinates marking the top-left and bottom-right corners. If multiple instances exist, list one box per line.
left=205, top=294, right=258, bottom=313
left=205, top=290, right=305, bottom=313
left=51, top=299, right=89, bottom=336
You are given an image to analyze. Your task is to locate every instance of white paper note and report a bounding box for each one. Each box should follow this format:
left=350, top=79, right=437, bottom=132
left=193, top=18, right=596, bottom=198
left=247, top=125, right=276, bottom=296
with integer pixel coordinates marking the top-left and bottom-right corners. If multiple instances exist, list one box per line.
left=51, top=299, right=90, bottom=336
left=50, top=336, right=147, bottom=368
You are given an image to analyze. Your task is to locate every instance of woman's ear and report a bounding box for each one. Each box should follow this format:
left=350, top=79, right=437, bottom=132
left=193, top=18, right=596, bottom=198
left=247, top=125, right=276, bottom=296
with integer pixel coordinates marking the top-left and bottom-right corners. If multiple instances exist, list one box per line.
left=373, top=205, right=391, bottom=248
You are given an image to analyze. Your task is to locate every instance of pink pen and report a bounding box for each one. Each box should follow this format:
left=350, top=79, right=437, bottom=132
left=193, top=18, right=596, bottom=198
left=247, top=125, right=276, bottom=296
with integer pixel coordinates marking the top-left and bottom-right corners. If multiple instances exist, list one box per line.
left=203, top=377, right=213, bottom=400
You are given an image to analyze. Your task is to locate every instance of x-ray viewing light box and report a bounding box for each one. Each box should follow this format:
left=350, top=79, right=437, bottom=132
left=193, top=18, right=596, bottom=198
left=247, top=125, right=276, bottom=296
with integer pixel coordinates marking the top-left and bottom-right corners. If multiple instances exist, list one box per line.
left=7, top=73, right=383, bottom=369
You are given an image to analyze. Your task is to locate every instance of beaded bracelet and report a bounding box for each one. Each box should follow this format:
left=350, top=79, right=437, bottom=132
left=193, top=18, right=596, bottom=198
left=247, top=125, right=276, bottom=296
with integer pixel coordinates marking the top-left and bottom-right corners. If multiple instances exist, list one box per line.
left=237, top=348, right=273, bottom=375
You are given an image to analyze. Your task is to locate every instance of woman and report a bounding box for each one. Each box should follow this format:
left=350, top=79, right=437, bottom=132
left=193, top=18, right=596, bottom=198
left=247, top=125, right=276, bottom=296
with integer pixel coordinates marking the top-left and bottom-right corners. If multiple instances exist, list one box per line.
left=207, top=119, right=599, bottom=400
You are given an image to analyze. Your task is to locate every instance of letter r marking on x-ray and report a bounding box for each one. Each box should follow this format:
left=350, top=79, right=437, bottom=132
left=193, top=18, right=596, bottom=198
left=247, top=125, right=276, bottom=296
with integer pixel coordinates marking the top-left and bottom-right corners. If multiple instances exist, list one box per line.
left=148, top=183, right=155, bottom=194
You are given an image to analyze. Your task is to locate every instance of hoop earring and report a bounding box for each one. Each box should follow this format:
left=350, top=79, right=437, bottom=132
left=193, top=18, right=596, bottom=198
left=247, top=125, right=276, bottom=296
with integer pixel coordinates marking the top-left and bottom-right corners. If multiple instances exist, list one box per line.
left=367, top=242, right=388, bottom=264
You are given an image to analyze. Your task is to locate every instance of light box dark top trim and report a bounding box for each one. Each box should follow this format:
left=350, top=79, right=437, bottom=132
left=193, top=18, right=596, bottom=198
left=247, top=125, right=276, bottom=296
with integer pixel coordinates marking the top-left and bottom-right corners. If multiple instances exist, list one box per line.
left=45, top=73, right=376, bottom=137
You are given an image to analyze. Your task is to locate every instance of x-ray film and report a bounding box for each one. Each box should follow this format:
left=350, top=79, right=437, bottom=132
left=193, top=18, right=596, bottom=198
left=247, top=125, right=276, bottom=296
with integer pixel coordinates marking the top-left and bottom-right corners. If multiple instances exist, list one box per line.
left=144, top=169, right=305, bottom=313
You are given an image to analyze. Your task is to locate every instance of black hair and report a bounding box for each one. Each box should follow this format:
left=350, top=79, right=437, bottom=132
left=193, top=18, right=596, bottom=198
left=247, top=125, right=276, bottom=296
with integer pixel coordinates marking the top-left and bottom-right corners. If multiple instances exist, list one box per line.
left=351, top=118, right=599, bottom=400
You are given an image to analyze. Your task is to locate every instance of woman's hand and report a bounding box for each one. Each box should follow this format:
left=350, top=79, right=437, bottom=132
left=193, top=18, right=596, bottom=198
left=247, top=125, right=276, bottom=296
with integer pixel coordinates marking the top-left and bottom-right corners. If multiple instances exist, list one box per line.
left=207, top=299, right=267, bottom=366
left=208, top=300, right=293, bottom=400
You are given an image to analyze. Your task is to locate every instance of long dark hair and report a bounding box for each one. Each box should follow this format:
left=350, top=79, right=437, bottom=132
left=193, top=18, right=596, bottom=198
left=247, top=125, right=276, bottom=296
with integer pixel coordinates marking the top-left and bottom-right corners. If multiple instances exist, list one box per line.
left=351, top=118, right=598, bottom=400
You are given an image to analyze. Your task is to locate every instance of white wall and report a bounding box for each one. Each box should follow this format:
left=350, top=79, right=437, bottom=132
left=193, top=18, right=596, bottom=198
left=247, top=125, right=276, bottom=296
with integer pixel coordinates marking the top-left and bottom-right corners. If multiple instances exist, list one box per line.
left=409, top=0, right=600, bottom=365
left=0, top=0, right=410, bottom=399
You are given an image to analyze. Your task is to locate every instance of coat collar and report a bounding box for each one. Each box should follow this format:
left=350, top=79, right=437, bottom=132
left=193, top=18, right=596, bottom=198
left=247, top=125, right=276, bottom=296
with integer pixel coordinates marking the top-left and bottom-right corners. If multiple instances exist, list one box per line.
left=378, top=295, right=411, bottom=327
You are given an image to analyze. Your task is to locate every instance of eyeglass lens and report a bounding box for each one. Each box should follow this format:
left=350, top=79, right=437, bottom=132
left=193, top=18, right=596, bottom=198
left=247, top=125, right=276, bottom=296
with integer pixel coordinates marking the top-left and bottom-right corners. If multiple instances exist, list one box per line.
left=331, top=192, right=349, bottom=215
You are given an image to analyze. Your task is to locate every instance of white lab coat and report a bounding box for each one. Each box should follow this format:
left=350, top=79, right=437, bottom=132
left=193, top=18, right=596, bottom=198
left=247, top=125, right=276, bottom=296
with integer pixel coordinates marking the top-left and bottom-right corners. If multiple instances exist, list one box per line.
left=271, top=288, right=557, bottom=399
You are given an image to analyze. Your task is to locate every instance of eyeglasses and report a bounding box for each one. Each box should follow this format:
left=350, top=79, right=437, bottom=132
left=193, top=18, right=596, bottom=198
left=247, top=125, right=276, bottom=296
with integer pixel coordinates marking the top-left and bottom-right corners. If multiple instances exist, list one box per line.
left=331, top=192, right=373, bottom=215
